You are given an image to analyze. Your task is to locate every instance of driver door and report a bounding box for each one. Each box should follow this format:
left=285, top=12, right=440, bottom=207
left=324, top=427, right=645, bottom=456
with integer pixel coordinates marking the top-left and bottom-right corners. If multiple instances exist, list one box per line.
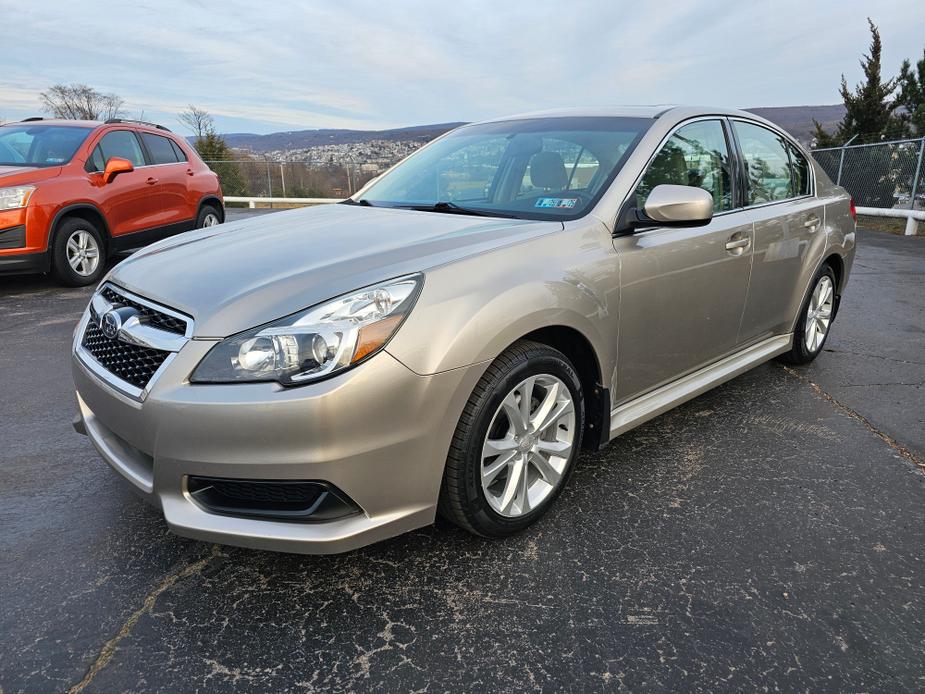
left=612, top=119, right=753, bottom=403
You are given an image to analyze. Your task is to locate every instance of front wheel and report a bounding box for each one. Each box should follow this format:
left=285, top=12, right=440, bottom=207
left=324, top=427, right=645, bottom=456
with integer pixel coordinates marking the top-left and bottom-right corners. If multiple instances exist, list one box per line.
left=438, top=340, right=585, bottom=537
left=50, top=218, right=106, bottom=287
left=778, top=263, right=837, bottom=365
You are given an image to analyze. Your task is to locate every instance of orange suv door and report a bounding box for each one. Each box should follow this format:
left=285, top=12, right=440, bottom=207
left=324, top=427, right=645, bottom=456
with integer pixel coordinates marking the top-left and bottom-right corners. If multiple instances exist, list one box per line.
left=138, top=131, right=196, bottom=228
left=87, top=130, right=161, bottom=237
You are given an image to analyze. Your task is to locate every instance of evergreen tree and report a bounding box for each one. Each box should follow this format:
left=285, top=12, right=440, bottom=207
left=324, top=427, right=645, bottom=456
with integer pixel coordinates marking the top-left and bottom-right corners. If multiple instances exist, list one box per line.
left=895, top=50, right=925, bottom=137
left=813, top=19, right=902, bottom=145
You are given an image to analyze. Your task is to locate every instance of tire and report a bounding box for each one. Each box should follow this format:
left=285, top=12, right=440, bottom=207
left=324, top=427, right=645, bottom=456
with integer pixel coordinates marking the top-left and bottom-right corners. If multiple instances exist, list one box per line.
left=50, top=218, right=106, bottom=287
left=196, top=204, right=222, bottom=228
left=777, top=263, right=837, bottom=365
left=438, top=340, right=585, bottom=537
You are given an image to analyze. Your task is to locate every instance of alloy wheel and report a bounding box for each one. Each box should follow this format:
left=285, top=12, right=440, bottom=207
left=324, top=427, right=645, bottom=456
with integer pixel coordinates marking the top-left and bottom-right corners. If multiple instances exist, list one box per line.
left=481, top=374, right=576, bottom=517
left=804, top=275, right=834, bottom=352
left=65, top=229, right=101, bottom=277
left=202, top=212, right=220, bottom=227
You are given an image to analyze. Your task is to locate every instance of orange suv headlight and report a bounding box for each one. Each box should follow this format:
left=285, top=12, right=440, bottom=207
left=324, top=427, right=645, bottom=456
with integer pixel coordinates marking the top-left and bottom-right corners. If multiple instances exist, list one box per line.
left=0, top=185, right=35, bottom=210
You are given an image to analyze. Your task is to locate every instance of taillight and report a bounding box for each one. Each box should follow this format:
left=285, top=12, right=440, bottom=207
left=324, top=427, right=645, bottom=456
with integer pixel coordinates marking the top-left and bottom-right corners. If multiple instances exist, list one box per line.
left=849, top=198, right=857, bottom=223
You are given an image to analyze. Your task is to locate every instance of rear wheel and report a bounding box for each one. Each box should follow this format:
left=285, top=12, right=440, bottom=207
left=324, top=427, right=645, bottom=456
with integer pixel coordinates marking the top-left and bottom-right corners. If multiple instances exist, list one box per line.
left=778, top=263, right=837, bottom=365
left=196, top=204, right=222, bottom=228
left=51, top=218, right=106, bottom=287
left=439, top=340, right=584, bottom=537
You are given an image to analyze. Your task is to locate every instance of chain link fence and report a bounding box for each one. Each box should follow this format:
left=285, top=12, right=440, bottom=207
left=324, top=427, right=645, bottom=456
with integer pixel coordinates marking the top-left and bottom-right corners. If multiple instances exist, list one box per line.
left=811, top=137, right=925, bottom=211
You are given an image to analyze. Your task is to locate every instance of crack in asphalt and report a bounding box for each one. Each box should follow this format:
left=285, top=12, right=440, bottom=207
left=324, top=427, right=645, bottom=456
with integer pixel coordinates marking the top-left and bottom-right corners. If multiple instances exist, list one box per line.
left=822, top=348, right=925, bottom=367
left=66, top=545, right=223, bottom=693
left=780, top=365, right=925, bottom=474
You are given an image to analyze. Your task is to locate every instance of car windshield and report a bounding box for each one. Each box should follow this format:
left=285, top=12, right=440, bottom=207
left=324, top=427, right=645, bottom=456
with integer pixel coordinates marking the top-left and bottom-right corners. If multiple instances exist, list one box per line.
left=355, top=117, right=653, bottom=220
left=0, top=124, right=93, bottom=167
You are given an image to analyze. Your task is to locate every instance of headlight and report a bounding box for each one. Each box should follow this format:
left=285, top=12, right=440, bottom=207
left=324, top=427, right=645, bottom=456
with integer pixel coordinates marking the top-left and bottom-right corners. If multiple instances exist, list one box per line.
left=0, top=185, right=35, bottom=210
left=191, top=274, right=423, bottom=385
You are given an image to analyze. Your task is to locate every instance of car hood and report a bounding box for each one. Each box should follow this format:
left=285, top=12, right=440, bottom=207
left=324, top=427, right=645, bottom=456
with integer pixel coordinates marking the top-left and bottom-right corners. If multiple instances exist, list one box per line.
left=0, top=165, right=62, bottom=184
left=110, top=204, right=562, bottom=338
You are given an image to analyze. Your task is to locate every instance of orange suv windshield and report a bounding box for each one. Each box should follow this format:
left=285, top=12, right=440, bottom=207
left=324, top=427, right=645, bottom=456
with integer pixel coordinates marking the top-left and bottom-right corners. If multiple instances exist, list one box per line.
left=0, top=124, right=93, bottom=167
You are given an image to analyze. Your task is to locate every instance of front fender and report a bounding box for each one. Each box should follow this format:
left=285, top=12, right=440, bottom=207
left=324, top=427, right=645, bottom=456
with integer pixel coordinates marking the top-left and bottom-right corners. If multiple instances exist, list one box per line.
left=386, top=224, right=617, bottom=376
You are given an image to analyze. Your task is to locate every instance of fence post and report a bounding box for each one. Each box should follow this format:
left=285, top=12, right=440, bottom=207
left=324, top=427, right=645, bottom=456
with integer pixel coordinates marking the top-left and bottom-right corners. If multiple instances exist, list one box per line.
left=264, top=159, right=273, bottom=208
left=910, top=137, right=925, bottom=212
left=836, top=145, right=846, bottom=186
left=280, top=163, right=287, bottom=198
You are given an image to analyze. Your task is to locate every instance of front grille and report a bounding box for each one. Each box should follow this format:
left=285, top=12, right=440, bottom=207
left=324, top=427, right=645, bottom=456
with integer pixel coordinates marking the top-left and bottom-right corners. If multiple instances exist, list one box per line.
left=80, top=284, right=190, bottom=391
left=100, top=286, right=187, bottom=335
left=81, top=320, right=169, bottom=388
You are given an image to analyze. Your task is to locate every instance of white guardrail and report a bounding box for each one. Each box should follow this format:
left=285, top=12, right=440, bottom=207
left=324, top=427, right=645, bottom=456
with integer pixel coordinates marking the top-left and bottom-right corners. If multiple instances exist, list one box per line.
left=224, top=197, right=923, bottom=236
left=855, top=207, right=924, bottom=236
left=224, top=196, right=342, bottom=208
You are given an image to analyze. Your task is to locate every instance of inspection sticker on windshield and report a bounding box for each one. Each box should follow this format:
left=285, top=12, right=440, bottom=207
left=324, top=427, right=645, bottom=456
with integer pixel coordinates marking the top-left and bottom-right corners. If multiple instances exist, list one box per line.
left=535, top=197, right=578, bottom=209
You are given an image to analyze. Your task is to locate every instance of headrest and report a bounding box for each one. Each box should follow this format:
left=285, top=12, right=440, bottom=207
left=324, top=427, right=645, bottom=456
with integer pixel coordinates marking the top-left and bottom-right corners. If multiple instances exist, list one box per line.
left=529, top=151, right=568, bottom=190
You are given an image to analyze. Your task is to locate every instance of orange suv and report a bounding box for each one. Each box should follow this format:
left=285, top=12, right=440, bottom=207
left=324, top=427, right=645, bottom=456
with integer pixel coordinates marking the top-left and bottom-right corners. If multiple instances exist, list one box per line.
left=0, top=118, right=224, bottom=286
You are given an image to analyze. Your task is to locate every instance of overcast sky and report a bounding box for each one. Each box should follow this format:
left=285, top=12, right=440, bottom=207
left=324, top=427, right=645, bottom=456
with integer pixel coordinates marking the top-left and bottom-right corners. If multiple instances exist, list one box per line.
left=2, top=0, right=923, bottom=134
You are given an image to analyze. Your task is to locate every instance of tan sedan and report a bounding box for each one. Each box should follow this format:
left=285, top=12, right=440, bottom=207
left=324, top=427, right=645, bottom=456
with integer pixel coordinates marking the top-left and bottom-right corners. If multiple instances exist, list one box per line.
left=72, top=106, right=856, bottom=553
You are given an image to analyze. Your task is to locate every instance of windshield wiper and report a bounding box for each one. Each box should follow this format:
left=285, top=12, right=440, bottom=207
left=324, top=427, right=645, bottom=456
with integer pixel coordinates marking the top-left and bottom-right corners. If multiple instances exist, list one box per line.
left=398, top=201, right=518, bottom=218
left=340, top=198, right=375, bottom=206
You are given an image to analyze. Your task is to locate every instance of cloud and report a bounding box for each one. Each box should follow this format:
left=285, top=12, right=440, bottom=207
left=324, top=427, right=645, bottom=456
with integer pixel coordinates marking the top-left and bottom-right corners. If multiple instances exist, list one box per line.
left=2, top=0, right=923, bottom=133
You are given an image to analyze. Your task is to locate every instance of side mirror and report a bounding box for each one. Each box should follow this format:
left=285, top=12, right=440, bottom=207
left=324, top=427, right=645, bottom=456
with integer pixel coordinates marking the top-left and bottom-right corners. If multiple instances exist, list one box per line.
left=103, top=157, right=134, bottom=183
left=615, top=184, right=714, bottom=235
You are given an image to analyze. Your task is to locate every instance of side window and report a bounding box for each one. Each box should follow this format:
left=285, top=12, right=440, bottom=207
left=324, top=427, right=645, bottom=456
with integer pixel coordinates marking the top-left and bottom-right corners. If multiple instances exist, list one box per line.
left=84, top=146, right=105, bottom=173
left=733, top=121, right=793, bottom=205
left=141, top=133, right=180, bottom=165
left=635, top=120, right=733, bottom=212
left=787, top=142, right=811, bottom=197
left=169, top=139, right=188, bottom=162
left=98, top=131, right=145, bottom=167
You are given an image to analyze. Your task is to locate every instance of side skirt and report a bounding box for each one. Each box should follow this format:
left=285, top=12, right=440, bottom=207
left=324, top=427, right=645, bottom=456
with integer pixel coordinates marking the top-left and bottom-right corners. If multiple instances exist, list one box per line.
left=608, top=334, right=793, bottom=440
left=110, top=218, right=197, bottom=253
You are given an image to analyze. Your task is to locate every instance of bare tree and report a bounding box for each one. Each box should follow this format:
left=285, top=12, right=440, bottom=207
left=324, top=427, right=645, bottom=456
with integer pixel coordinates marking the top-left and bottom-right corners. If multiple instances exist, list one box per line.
left=178, top=105, right=214, bottom=140
left=39, top=83, right=123, bottom=120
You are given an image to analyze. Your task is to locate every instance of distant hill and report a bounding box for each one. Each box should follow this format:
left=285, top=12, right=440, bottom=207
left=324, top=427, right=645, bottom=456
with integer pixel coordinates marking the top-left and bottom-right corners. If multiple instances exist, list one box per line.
left=217, top=106, right=845, bottom=152
left=745, top=105, right=845, bottom=143
left=219, top=122, right=467, bottom=153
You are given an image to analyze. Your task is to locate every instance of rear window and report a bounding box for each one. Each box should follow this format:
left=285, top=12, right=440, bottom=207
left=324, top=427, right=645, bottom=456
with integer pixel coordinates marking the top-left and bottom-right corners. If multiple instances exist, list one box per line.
left=141, top=133, right=180, bottom=165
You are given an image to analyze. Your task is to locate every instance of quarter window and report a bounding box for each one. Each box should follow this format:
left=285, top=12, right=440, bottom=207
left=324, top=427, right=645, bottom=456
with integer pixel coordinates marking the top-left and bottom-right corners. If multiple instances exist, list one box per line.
left=85, top=146, right=106, bottom=173
left=635, top=120, right=733, bottom=212
left=733, top=121, right=794, bottom=205
left=142, top=133, right=181, bottom=165
left=169, top=139, right=188, bottom=162
left=98, top=131, right=145, bottom=167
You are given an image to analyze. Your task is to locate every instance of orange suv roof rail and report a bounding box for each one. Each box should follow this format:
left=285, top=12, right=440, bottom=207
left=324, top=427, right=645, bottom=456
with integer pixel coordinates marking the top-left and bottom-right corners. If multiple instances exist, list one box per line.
left=104, top=118, right=172, bottom=132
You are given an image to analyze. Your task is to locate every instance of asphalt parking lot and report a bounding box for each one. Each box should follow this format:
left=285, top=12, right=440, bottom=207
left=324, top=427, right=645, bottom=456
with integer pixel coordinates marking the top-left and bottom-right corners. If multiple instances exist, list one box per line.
left=1, top=223, right=923, bottom=692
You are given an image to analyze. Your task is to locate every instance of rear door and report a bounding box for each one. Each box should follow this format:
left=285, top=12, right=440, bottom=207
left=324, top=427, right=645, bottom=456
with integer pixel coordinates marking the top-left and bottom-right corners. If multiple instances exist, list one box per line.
left=90, top=130, right=161, bottom=236
left=613, top=118, right=753, bottom=402
left=732, top=120, right=827, bottom=341
left=139, top=131, right=194, bottom=227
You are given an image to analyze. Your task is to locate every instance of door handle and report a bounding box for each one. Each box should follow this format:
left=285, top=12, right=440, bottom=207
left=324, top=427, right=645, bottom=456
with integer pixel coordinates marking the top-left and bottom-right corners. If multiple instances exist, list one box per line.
left=186, top=168, right=194, bottom=176
left=725, top=236, right=750, bottom=253
left=145, top=177, right=158, bottom=185
left=803, top=215, right=820, bottom=229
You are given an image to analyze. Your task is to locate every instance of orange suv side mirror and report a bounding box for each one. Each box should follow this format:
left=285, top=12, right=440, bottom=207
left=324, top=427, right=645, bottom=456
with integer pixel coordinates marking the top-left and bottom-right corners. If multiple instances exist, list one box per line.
left=104, top=157, right=134, bottom=183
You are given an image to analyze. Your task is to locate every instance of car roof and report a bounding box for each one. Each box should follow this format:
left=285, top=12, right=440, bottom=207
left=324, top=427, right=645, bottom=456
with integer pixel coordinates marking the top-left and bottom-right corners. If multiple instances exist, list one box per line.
left=4, top=119, right=174, bottom=133
left=2, top=119, right=102, bottom=127
left=478, top=105, right=762, bottom=123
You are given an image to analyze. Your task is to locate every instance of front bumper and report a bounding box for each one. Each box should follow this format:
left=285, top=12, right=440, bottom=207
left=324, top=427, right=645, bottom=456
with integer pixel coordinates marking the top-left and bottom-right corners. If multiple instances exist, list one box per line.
left=73, top=334, right=487, bottom=554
